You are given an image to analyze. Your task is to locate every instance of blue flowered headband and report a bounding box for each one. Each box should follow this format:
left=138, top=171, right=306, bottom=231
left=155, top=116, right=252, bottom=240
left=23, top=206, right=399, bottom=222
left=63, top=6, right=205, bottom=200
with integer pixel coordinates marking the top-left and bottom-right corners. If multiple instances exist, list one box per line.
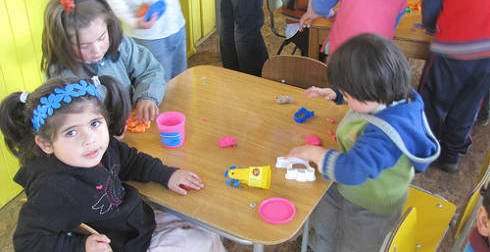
left=31, top=79, right=103, bottom=132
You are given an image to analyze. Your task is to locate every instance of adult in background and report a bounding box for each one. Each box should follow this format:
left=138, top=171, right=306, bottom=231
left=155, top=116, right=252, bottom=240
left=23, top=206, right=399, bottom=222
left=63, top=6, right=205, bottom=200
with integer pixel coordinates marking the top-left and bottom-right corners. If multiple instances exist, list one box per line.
left=220, top=0, right=269, bottom=76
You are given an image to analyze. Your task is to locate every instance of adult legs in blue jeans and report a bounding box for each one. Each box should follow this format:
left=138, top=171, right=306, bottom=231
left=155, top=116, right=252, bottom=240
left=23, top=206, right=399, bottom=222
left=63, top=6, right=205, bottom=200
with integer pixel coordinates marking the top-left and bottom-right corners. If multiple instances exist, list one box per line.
left=134, top=27, right=188, bottom=82
left=419, top=54, right=490, bottom=171
left=309, top=184, right=402, bottom=252
left=220, top=0, right=269, bottom=76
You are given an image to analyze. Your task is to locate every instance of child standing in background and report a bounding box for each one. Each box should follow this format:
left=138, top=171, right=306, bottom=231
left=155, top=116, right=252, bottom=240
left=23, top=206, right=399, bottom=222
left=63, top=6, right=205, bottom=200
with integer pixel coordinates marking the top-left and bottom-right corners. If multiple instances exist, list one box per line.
left=299, top=0, right=405, bottom=59
left=0, top=76, right=225, bottom=251
left=288, top=34, right=440, bottom=251
left=42, top=0, right=164, bottom=123
left=419, top=0, right=490, bottom=172
left=106, top=0, right=187, bottom=82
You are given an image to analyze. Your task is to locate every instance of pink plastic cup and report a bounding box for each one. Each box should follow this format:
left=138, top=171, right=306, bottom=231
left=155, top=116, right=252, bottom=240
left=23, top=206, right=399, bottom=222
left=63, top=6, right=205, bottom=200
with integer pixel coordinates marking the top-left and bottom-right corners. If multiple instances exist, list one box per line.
left=156, top=112, right=186, bottom=148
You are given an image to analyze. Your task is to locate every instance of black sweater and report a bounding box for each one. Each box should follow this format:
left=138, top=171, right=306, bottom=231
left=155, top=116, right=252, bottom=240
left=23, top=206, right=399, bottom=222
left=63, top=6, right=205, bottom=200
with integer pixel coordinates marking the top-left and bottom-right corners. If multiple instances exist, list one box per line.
left=13, top=137, right=177, bottom=252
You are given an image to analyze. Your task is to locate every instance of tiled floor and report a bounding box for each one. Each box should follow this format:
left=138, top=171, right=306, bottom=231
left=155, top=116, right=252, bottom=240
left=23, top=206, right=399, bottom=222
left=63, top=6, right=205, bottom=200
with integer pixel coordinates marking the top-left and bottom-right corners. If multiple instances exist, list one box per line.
left=1, top=8, right=489, bottom=252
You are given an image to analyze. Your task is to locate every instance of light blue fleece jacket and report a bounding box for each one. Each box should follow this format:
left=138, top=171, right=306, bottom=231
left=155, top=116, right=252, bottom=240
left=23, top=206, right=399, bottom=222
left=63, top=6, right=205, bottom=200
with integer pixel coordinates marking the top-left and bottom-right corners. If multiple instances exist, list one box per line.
left=49, top=36, right=166, bottom=105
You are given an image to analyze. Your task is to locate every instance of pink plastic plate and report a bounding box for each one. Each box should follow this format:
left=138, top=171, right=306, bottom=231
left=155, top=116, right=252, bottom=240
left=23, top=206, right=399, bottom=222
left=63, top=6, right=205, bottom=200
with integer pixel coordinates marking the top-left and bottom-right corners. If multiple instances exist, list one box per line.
left=258, top=197, right=296, bottom=224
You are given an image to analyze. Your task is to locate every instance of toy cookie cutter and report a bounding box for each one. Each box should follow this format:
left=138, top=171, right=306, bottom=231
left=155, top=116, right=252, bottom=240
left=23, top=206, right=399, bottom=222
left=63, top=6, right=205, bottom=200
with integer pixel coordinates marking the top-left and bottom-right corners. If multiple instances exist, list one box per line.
left=294, top=107, right=314, bottom=123
left=275, top=157, right=316, bottom=182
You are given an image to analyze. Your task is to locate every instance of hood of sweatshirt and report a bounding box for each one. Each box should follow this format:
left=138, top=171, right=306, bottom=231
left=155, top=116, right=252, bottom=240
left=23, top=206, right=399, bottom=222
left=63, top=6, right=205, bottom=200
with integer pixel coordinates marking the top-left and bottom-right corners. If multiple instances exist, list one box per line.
left=370, top=90, right=440, bottom=172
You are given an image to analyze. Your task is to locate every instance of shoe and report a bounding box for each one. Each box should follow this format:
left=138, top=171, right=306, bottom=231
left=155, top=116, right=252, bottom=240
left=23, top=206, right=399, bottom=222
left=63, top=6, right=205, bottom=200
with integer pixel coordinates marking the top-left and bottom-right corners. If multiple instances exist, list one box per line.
left=476, top=117, right=489, bottom=127
left=433, top=159, right=459, bottom=173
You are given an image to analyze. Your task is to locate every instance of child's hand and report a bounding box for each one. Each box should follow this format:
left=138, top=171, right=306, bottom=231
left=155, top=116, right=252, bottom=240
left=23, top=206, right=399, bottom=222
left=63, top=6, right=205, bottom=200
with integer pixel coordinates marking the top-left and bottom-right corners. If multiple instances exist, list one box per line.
left=288, top=145, right=327, bottom=168
left=304, top=86, right=337, bottom=101
left=168, top=170, right=204, bottom=195
left=136, top=13, right=158, bottom=29
left=299, top=7, right=320, bottom=31
left=135, top=99, right=159, bottom=123
left=85, top=234, right=111, bottom=252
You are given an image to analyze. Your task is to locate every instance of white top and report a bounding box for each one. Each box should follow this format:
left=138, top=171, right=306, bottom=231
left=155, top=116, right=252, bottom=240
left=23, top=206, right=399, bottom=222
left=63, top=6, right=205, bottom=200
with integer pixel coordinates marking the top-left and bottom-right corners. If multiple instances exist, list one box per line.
left=107, top=0, right=185, bottom=40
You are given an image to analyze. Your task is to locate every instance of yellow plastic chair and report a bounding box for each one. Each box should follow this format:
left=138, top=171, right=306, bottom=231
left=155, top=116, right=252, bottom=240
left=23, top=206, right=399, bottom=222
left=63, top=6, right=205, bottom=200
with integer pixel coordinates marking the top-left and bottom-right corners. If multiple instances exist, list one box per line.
left=451, top=150, right=490, bottom=251
left=382, top=207, right=418, bottom=252
left=261, top=55, right=328, bottom=89
left=403, top=185, right=457, bottom=252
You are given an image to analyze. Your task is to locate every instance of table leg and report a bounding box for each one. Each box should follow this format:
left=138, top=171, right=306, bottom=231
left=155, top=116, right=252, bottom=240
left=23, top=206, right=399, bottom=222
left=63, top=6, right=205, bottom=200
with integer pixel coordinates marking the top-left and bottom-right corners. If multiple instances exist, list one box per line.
left=301, top=216, right=310, bottom=252
left=308, top=27, right=320, bottom=60
left=253, top=243, right=264, bottom=252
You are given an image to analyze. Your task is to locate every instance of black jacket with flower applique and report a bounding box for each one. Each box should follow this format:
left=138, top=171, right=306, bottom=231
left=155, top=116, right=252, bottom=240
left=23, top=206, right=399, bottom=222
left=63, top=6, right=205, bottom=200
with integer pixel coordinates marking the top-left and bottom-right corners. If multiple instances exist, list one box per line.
left=13, top=137, right=177, bottom=252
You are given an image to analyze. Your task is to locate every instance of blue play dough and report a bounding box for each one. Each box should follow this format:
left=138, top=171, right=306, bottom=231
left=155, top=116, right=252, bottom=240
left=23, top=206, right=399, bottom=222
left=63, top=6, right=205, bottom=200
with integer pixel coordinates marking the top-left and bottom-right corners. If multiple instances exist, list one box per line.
left=144, top=0, right=166, bottom=21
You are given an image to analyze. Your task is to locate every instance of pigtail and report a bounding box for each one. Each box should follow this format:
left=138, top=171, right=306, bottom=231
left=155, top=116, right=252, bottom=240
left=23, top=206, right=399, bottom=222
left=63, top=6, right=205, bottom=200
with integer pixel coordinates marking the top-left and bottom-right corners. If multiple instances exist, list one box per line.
left=99, top=75, right=131, bottom=136
left=41, top=0, right=123, bottom=77
left=0, top=93, right=34, bottom=160
left=41, top=0, right=78, bottom=77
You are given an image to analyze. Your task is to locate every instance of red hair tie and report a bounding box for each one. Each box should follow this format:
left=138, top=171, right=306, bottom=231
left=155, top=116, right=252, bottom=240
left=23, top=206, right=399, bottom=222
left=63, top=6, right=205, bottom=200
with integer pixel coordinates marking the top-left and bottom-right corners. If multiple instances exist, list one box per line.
left=60, top=0, right=76, bottom=13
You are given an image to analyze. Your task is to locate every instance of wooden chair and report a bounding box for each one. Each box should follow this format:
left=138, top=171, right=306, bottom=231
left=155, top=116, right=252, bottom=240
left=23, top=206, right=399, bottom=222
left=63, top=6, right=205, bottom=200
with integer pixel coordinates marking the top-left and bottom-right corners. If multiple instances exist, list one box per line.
left=382, top=207, right=417, bottom=252
left=403, top=185, right=457, bottom=252
left=261, top=55, right=328, bottom=89
left=451, top=150, right=490, bottom=251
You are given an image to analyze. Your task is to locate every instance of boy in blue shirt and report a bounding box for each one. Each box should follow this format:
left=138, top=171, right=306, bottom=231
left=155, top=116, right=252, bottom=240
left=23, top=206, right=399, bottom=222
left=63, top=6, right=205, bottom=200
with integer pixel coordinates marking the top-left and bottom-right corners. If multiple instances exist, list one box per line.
left=288, top=33, right=440, bottom=251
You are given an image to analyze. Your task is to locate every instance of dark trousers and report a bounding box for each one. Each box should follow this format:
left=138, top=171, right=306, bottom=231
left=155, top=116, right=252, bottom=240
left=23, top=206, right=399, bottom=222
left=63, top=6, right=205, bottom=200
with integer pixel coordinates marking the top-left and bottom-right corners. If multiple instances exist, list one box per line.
left=220, top=0, right=269, bottom=76
left=478, top=89, right=489, bottom=121
left=419, top=53, right=490, bottom=163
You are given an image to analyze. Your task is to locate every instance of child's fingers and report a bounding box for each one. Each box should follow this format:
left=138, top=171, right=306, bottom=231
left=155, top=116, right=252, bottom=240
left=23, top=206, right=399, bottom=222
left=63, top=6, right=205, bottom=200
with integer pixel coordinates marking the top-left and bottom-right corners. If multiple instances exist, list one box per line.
left=142, top=108, right=151, bottom=123
left=287, top=148, right=299, bottom=157
left=304, top=90, right=319, bottom=98
left=149, top=104, right=159, bottom=121
left=304, top=86, right=323, bottom=97
left=325, top=93, right=336, bottom=101
left=173, top=185, right=188, bottom=195
left=299, top=17, right=307, bottom=31
left=86, top=234, right=111, bottom=252
left=186, top=172, right=202, bottom=182
left=185, top=176, right=204, bottom=190
left=93, top=234, right=111, bottom=243
left=135, top=107, right=144, bottom=122
left=150, top=13, right=158, bottom=22
left=287, top=145, right=309, bottom=158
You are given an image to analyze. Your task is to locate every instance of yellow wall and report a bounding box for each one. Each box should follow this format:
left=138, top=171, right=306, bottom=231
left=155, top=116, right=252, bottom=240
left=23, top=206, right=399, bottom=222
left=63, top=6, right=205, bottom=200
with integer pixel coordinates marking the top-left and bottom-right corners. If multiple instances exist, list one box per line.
left=0, top=0, right=47, bottom=208
left=180, top=0, right=216, bottom=57
left=0, top=0, right=216, bottom=208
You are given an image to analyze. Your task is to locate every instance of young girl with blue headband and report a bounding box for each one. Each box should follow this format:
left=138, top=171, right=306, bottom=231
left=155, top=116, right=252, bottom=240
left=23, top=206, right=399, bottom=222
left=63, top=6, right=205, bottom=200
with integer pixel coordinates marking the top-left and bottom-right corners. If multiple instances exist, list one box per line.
left=0, top=76, right=225, bottom=251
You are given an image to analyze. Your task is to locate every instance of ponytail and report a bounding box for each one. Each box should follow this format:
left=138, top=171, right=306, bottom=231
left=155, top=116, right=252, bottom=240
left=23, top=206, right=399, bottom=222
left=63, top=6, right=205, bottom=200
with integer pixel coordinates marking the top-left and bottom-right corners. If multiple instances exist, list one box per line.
left=0, top=93, right=36, bottom=160
left=99, top=75, right=131, bottom=136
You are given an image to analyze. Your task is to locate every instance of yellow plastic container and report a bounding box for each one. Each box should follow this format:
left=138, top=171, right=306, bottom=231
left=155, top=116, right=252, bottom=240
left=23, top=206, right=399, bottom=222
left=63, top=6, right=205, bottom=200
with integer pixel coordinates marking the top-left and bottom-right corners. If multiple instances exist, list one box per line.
left=227, top=165, right=271, bottom=190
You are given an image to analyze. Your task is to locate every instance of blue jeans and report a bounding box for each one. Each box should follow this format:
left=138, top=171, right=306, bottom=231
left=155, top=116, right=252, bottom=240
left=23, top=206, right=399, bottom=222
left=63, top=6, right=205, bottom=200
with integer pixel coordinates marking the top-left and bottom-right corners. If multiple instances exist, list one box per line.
left=309, top=184, right=402, bottom=252
left=220, top=0, right=269, bottom=76
left=134, top=26, right=187, bottom=82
